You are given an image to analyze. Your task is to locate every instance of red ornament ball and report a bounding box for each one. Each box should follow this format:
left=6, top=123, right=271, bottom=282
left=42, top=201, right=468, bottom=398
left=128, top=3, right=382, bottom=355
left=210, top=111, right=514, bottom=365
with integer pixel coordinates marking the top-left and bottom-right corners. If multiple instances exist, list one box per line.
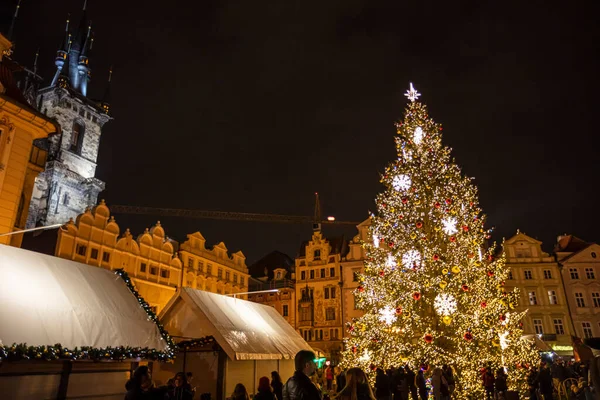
left=352, top=346, right=357, bottom=353
left=450, top=236, right=456, bottom=242
left=416, top=221, right=423, bottom=229
left=413, top=292, right=421, bottom=301
left=462, top=225, right=469, bottom=232
left=399, top=215, right=404, bottom=219
left=401, top=197, right=408, bottom=204
left=500, top=314, right=506, bottom=321
left=481, top=302, right=487, bottom=308
left=464, top=332, right=473, bottom=341
left=434, top=202, right=441, bottom=209
left=349, top=325, right=355, bottom=331
left=358, top=286, right=365, bottom=292
left=395, top=307, right=402, bottom=315
left=487, top=270, right=494, bottom=277
left=424, top=334, right=433, bottom=343
left=445, top=198, right=452, bottom=205
left=433, top=254, right=440, bottom=261
left=461, top=284, right=469, bottom=292
left=488, top=254, right=494, bottom=261
left=379, top=270, right=385, bottom=277
left=370, top=364, right=377, bottom=371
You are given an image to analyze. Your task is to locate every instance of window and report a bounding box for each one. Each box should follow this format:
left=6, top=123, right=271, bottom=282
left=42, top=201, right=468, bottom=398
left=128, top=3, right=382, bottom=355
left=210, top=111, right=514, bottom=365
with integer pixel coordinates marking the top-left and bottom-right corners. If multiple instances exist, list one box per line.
left=187, top=280, right=193, bottom=287
left=314, top=250, right=321, bottom=260
left=353, top=270, right=360, bottom=282
left=330, top=267, right=335, bottom=277
left=543, top=270, right=552, bottom=279
left=586, top=268, right=595, bottom=279
left=71, top=121, right=84, bottom=153
left=548, top=290, right=558, bottom=305
left=554, top=319, right=565, bottom=335
left=283, top=305, right=289, bottom=317
left=592, top=252, right=597, bottom=259
left=301, top=271, right=306, bottom=280
left=315, top=329, right=323, bottom=341
left=575, top=293, right=586, bottom=307
left=330, top=328, right=338, bottom=339
left=507, top=271, right=513, bottom=280
left=233, top=274, right=238, bottom=284
left=140, top=263, right=147, bottom=272
left=276, top=271, right=281, bottom=279
left=240, top=276, right=245, bottom=286
left=150, top=266, right=158, bottom=275
left=329, top=256, right=335, bottom=263
left=533, top=319, right=543, bottom=334
left=29, top=145, right=47, bottom=167
left=226, top=271, right=230, bottom=281
left=592, top=293, right=600, bottom=308
left=582, top=322, right=593, bottom=338
left=326, top=307, right=336, bottom=321
left=102, top=251, right=110, bottom=263
left=188, top=258, right=194, bottom=268
left=90, top=248, right=98, bottom=259
left=570, top=268, right=579, bottom=280
left=320, top=269, right=325, bottom=278
left=331, top=287, right=336, bottom=299
left=300, top=306, right=311, bottom=322
left=79, top=108, right=85, bottom=117
left=217, top=268, right=223, bottom=279
left=63, top=193, right=69, bottom=206
left=524, top=270, right=532, bottom=280
left=160, top=270, right=170, bottom=278
left=198, top=261, right=204, bottom=272
left=76, top=244, right=87, bottom=256
left=515, top=248, right=532, bottom=258
left=207, top=264, right=212, bottom=275
left=528, top=291, right=537, bottom=305
left=324, top=288, right=330, bottom=299
left=310, top=270, right=315, bottom=279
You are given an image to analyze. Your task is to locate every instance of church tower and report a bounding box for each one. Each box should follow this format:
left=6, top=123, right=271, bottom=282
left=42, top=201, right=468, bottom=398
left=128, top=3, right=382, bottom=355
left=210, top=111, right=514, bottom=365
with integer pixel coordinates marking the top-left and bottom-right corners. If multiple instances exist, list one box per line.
left=26, top=2, right=112, bottom=228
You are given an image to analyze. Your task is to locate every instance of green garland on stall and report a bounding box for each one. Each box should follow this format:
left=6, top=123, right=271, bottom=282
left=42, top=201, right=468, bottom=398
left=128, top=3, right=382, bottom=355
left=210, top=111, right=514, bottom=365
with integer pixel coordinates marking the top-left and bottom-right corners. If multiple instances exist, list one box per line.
left=0, top=269, right=175, bottom=362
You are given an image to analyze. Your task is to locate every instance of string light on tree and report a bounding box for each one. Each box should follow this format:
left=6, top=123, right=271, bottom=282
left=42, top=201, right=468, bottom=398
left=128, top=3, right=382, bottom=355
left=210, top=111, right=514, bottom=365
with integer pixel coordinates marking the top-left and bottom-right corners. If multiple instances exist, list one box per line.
left=340, top=83, right=538, bottom=399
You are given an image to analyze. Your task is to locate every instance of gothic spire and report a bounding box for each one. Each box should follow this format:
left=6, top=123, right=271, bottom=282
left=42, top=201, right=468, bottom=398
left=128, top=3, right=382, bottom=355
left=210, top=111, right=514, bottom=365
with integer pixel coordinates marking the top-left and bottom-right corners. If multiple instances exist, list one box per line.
left=101, top=66, right=112, bottom=114
left=6, top=0, right=22, bottom=43
left=51, top=15, right=70, bottom=87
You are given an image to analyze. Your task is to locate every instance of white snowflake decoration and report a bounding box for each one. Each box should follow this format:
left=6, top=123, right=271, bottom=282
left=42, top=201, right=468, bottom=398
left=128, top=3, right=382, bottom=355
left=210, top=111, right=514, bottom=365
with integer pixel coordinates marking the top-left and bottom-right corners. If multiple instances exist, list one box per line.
left=404, top=82, right=421, bottom=102
left=373, top=234, right=380, bottom=248
left=414, top=126, right=424, bottom=145
left=378, top=306, right=397, bottom=326
left=434, top=293, right=457, bottom=316
left=402, top=249, right=421, bottom=269
left=386, top=254, right=397, bottom=268
left=392, top=174, right=411, bottom=191
left=498, top=331, right=510, bottom=350
left=359, top=349, right=371, bottom=362
left=442, top=217, right=458, bottom=235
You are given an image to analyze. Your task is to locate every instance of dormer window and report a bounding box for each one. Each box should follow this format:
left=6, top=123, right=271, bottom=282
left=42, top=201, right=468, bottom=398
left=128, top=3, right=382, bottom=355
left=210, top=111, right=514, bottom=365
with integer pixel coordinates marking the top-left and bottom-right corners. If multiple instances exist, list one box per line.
left=314, top=249, right=321, bottom=260
left=276, top=271, right=282, bottom=280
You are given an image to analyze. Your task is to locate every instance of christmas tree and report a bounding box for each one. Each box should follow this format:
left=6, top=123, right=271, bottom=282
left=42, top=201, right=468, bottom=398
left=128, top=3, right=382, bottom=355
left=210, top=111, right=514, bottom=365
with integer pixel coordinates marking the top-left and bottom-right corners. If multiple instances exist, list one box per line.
left=341, top=84, right=538, bottom=398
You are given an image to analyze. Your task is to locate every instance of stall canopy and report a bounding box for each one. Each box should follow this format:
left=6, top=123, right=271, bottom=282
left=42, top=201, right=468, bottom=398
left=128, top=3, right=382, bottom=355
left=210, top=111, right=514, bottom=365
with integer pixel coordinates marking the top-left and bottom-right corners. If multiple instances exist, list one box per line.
left=161, top=288, right=312, bottom=360
left=0, top=244, right=167, bottom=352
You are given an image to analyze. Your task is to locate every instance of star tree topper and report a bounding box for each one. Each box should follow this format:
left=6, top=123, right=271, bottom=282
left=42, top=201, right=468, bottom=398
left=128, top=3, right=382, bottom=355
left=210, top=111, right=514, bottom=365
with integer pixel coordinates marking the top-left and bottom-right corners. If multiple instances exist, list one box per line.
left=404, top=82, right=421, bottom=102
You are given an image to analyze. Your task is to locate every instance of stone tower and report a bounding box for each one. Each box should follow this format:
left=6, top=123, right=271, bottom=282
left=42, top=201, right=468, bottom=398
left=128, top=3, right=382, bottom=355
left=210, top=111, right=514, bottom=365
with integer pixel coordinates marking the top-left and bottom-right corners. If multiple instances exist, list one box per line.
left=26, top=3, right=112, bottom=228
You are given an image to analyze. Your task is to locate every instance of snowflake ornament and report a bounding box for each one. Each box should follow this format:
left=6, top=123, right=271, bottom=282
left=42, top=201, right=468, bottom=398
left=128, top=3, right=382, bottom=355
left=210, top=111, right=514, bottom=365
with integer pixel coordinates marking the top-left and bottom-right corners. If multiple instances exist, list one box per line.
left=402, top=249, right=421, bottom=269
left=442, top=217, right=458, bottom=235
left=378, top=306, right=397, bottom=325
left=373, top=234, right=380, bottom=248
left=414, top=126, right=424, bottom=145
left=392, top=174, right=411, bottom=191
left=386, top=254, right=397, bottom=268
left=404, top=82, right=421, bottom=102
left=434, top=293, right=457, bottom=316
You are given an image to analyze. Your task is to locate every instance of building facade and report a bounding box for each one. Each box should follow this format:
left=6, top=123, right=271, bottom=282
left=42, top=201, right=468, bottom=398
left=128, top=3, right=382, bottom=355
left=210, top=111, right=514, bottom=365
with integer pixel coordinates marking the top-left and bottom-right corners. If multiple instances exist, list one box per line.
left=26, top=5, right=112, bottom=228
left=53, top=202, right=249, bottom=313
left=555, top=236, right=600, bottom=341
left=504, top=232, right=574, bottom=355
left=342, top=219, right=369, bottom=331
left=0, top=34, right=58, bottom=246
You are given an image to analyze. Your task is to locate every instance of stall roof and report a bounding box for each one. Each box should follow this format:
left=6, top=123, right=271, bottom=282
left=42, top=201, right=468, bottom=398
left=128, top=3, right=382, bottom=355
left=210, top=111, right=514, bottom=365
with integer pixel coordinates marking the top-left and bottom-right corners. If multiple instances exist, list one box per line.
left=0, top=244, right=167, bottom=352
left=160, top=288, right=312, bottom=361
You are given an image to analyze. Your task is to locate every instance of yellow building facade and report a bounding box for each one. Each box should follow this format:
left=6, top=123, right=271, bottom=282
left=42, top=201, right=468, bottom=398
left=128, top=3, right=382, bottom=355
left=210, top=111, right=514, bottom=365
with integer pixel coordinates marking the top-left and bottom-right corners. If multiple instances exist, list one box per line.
left=0, top=35, right=57, bottom=246
left=54, top=202, right=249, bottom=313
left=504, top=232, right=574, bottom=354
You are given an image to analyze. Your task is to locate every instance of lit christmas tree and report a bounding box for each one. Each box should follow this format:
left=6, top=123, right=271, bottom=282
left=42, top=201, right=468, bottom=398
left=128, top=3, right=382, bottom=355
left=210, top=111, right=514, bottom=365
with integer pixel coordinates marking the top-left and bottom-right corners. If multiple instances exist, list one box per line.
left=341, top=84, right=538, bottom=398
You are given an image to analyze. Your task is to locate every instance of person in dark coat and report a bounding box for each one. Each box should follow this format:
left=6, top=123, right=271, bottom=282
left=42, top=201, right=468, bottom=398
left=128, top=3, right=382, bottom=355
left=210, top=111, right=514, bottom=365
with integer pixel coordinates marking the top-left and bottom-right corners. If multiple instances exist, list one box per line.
left=271, top=371, right=284, bottom=400
left=336, top=369, right=347, bottom=394
left=255, top=377, right=277, bottom=400
left=483, top=368, right=495, bottom=400
left=283, top=350, right=322, bottom=400
left=165, top=372, right=194, bottom=400
left=337, top=368, right=376, bottom=400
left=495, top=368, right=508, bottom=399
left=527, top=366, right=538, bottom=400
left=404, top=366, right=418, bottom=400
left=124, top=366, right=168, bottom=400
left=534, top=363, right=554, bottom=400
left=415, top=369, right=427, bottom=400
left=374, top=368, right=391, bottom=400
left=391, top=366, right=409, bottom=400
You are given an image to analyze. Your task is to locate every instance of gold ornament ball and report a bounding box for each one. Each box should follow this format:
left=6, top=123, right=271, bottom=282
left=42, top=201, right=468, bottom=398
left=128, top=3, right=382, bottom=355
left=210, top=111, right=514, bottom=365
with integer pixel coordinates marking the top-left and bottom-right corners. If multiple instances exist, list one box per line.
left=451, top=266, right=461, bottom=274
left=434, top=226, right=441, bottom=231
left=442, top=268, right=449, bottom=274
left=439, top=281, right=448, bottom=289
left=443, top=316, right=452, bottom=325
left=410, top=232, right=417, bottom=239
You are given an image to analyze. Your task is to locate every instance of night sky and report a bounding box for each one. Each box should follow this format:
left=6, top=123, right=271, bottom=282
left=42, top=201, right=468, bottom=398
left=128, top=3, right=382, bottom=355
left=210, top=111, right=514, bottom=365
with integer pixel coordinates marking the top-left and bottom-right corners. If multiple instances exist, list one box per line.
left=3, top=1, right=599, bottom=264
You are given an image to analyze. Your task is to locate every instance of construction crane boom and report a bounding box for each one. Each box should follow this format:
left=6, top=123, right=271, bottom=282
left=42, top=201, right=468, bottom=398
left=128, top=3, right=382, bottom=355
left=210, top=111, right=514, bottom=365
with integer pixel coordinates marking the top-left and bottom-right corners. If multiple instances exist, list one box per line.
left=109, top=205, right=360, bottom=226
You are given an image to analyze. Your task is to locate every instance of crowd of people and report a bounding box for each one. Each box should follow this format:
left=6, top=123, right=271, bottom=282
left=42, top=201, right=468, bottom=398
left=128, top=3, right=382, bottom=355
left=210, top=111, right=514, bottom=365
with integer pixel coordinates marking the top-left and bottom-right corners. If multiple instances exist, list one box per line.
left=124, top=367, right=195, bottom=400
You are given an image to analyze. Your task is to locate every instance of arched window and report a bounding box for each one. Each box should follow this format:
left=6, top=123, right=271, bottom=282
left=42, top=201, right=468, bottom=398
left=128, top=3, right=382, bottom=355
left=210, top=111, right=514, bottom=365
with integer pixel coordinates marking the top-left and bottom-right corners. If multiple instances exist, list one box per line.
left=70, top=121, right=85, bottom=154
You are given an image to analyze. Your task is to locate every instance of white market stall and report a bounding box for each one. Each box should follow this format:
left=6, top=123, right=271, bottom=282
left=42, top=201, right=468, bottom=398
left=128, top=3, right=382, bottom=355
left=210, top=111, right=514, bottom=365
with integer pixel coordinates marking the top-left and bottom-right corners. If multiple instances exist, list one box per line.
left=0, top=244, right=173, bottom=400
left=157, top=288, right=313, bottom=400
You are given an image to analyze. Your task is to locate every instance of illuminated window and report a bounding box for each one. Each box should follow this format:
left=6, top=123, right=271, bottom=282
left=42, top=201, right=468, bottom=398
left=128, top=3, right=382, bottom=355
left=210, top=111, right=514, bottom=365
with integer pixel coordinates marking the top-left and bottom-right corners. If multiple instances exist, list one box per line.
left=533, top=319, right=543, bottom=334
left=524, top=270, right=532, bottom=280
left=592, top=293, right=600, bottom=308
left=548, top=290, right=558, bottom=305
left=276, top=271, right=282, bottom=280
left=554, top=319, right=565, bottom=335
left=217, top=268, right=223, bottom=279
left=543, top=270, right=552, bottom=279
left=586, top=268, right=595, bottom=279
left=570, top=268, right=579, bottom=280
left=528, top=291, right=537, bottom=305
left=582, top=322, right=593, bottom=338
left=198, top=261, right=204, bottom=272
left=326, top=307, right=336, bottom=321
left=575, top=293, right=585, bottom=307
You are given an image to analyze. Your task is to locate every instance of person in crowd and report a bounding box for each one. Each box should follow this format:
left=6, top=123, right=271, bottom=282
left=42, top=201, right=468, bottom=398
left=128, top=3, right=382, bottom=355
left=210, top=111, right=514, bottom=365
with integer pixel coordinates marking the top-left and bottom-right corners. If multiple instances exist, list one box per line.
left=415, top=369, right=427, bottom=400
left=283, top=350, right=322, bottom=400
left=482, top=366, right=495, bottom=400
left=271, top=371, right=284, bottom=400
left=165, top=372, right=194, bottom=400
left=527, top=366, right=539, bottom=400
left=337, top=368, right=376, bottom=400
left=326, top=365, right=334, bottom=391
left=255, top=377, right=276, bottom=400
left=431, top=368, right=449, bottom=400
left=231, top=384, right=250, bottom=400
left=124, top=366, right=169, bottom=400
left=336, top=368, right=347, bottom=394
left=534, top=362, right=553, bottom=400
left=374, top=368, right=391, bottom=400
left=391, top=366, right=408, bottom=400
left=495, top=368, right=508, bottom=400
left=441, top=365, right=454, bottom=399
left=404, top=365, right=417, bottom=400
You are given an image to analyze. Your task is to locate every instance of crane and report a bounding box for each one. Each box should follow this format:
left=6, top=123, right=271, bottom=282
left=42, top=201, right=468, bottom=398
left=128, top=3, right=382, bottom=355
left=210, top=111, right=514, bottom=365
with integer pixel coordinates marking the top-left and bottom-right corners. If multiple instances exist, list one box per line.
left=109, top=193, right=360, bottom=226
